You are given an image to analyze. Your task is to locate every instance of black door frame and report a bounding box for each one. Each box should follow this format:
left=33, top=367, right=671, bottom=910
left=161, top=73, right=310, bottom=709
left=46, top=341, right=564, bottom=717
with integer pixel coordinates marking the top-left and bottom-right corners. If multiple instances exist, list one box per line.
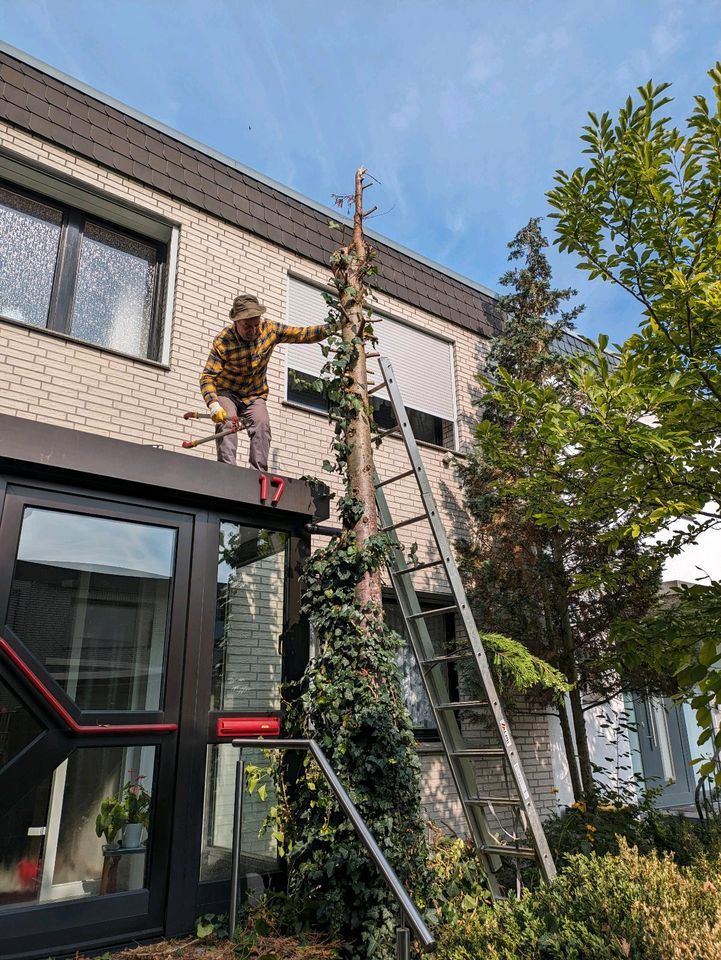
left=166, top=510, right=310, bottom=929
left=0, top=466, right=313, bottom=958
left=0, top=480, right=194, bottom=959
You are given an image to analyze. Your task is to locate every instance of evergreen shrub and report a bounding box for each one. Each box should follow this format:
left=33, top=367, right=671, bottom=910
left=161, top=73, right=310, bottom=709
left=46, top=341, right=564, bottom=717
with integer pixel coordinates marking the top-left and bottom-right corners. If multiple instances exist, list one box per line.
left=435, top=841, right=721, bottom=960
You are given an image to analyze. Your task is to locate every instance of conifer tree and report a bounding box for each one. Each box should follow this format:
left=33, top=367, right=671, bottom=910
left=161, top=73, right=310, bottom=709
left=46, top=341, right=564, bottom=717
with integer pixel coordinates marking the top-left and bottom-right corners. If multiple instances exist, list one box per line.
left=459, top=219, right=665, bottom=798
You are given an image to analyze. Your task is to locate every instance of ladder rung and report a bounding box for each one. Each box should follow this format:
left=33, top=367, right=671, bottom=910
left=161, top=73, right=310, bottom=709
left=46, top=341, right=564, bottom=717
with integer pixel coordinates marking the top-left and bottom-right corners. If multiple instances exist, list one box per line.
left=393, top=559, right=444, bottom=575
left=377, top=426, right=400, bottom=439
left=382, top=513, right=428, bottom=532
left=466, top=796, right=521, bottom=807
left=450, top=749, right=506, bottom=758
left=482, top=844, right=537, bottom=860
left=368, top=382, right=386, bottom=395
left=422, top=651, right=473, bottom=666
left=408, top=604, right=457, bottom=620
left=375, top=468, right=414, bottom=488
left=436, top=700, right=488, bottom=710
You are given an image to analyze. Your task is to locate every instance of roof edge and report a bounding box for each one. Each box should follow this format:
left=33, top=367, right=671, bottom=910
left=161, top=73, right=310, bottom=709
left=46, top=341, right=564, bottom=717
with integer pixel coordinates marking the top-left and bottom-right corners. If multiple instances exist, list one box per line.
left=0, top=41, right=499, bottom=303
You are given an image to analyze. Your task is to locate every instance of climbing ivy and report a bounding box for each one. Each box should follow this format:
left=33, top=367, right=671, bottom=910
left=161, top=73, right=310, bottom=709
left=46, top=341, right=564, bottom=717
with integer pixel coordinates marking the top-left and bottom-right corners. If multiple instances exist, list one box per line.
left=270, top=209, right=431, bottom=958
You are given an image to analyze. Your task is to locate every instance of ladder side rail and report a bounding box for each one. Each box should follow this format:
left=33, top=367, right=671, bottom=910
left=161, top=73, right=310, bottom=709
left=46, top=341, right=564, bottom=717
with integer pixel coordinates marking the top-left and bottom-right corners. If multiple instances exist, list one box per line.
left=376, top=480, right=503, bottom=890
left=378, top=358, right=557, bottom=883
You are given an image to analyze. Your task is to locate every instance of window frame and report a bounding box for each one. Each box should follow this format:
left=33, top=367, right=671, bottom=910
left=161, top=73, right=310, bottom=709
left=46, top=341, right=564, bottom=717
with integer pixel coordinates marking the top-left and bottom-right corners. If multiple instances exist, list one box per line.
left=283, top=272, right=459, bottom=451
left=385, top=591, right=458, bottom=742
left=0, top=177, right=169, bottom=364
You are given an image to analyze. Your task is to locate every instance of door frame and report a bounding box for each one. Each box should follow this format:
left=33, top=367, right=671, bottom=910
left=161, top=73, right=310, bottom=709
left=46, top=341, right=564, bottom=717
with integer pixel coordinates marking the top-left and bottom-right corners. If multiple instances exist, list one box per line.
left=0, top=479, right=194, bottom=959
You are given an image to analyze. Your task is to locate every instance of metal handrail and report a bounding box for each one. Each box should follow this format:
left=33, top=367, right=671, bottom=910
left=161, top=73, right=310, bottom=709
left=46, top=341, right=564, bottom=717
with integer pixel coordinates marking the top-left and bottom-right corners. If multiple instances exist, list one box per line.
left=230, top=737, right=436, bottom=953
left=695, top=771, right=721, bottom=821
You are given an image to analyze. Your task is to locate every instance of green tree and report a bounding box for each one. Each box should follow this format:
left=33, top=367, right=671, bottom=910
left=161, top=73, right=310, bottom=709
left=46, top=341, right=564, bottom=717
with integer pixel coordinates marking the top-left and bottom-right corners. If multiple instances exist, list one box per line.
left=521, top=64, right=721, bottom=776
left=459, top=219, right=665, bottom=799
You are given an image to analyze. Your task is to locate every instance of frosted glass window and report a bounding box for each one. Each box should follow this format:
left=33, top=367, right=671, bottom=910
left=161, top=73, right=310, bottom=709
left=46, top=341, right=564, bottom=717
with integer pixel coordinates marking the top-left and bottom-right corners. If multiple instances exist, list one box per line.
left=0, top=186, right=62, bottom=328
left=71, top=221, right=157, bottom=357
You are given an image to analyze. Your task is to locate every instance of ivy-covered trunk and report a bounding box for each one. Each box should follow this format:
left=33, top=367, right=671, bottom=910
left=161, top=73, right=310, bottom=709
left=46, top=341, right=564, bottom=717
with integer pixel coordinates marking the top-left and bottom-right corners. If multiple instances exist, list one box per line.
left=281, top=169, right=430, bottom=960
left=333, top=169, right=383, bottom=617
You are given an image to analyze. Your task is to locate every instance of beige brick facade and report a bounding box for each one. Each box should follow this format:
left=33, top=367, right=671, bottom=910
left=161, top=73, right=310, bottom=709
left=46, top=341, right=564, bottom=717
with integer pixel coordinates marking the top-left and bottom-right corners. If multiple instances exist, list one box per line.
left=0, top=120, right=557, bottom=834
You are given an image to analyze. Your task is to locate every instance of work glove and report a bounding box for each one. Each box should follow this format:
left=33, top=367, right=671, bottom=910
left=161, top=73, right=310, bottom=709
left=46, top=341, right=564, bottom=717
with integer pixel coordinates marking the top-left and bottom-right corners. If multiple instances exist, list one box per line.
left=209, top=401, right=228, bottom=424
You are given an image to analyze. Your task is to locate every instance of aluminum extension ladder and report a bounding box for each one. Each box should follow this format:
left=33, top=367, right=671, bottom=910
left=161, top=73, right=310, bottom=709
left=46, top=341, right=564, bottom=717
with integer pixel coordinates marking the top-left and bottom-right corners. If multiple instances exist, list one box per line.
left=371, top=357, right=556, bottom=895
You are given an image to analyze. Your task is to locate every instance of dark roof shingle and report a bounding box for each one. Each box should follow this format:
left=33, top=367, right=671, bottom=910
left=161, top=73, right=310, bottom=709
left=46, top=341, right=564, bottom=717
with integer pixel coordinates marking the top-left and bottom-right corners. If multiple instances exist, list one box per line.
left=0, top=48, right=501, bottom=338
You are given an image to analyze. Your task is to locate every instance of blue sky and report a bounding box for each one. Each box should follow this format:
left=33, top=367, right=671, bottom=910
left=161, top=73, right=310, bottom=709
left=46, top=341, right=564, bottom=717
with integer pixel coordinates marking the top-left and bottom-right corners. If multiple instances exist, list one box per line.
left=2, top=0, right=721, bottom=341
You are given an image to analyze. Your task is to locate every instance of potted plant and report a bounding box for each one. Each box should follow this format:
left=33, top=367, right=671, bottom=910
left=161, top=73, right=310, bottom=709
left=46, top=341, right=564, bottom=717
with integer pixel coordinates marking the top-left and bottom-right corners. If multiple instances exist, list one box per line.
left=120, top=774, right=151, bottom=848
left=95, top=773, right=151, bottom=851
left=95, top=795, right=127, bottom=850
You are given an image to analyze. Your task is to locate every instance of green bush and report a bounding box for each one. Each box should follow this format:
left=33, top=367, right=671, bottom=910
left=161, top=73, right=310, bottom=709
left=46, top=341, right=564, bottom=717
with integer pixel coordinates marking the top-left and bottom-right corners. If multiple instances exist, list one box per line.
left=543, top=784, right=721, bottom=867
left=423, top=828, right=491, bottom=927
left=435, top=841, right=721, bottom=960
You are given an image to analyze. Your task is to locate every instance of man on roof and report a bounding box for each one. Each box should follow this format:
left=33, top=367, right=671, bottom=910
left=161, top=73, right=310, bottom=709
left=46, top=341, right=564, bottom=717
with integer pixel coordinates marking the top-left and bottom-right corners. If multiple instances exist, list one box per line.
left=200, top=293, right=332, bottom=471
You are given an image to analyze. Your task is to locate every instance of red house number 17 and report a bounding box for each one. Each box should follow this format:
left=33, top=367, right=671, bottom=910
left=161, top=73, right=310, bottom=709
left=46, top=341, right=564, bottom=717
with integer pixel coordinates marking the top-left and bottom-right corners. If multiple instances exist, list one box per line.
left=259, top=474, right=285, bottom=505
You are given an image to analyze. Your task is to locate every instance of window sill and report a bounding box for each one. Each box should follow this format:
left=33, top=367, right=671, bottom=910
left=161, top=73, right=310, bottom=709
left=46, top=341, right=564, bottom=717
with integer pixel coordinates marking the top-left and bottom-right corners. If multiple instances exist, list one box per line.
left=281, top=398, right=457, bottom=456
left=0, top=314, right=171, bottom=371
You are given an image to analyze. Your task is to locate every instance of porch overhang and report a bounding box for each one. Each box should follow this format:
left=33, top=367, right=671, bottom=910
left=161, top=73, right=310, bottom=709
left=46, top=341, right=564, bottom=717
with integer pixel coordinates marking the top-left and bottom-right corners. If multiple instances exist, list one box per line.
left=0, top=413, right=330, bottom=522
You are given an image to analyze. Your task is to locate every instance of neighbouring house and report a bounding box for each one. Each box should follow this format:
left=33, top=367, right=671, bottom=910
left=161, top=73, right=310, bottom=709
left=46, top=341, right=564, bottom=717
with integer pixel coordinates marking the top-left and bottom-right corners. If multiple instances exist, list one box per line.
left=0, top=43, right=712, bottom=960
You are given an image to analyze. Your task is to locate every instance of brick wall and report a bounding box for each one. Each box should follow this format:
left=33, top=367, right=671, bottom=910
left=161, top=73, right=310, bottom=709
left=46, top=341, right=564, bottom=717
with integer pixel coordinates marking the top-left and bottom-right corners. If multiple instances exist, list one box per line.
left=0, top=122, right=558, bottom=836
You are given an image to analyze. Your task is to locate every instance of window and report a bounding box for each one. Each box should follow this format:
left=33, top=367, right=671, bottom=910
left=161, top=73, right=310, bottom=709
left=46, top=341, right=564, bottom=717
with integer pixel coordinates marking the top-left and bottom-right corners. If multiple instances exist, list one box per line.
left=7, top=506, right=177, bottom=712
left=285, top=276, right=457, bottom=449
left=0, top=745, right=156, bottom=908
left=0, top=181, right=167, bottom=362
left=385, top=597, right=457, bottom=739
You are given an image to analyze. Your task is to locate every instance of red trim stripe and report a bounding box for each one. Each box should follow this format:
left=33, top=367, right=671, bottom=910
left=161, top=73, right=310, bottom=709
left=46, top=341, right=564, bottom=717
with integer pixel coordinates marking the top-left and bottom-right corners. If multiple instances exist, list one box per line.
left=0, top=635, right=177, bottom=734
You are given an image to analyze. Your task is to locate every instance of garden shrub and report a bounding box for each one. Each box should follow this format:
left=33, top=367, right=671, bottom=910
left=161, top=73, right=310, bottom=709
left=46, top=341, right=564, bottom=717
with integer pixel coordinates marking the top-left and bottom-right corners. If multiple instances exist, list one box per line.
left=542, top=783, right=721, bottom=866
left=434, top=841, right=721, bottom=960
left=424, top=827, right=491, bottom=927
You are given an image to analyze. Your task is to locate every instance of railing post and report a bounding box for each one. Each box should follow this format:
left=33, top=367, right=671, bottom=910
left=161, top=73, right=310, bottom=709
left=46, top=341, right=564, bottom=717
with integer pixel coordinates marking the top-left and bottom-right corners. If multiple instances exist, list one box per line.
left=396, top=914, right=410, bottom=960
left=229, top=748, right=246, bottom=937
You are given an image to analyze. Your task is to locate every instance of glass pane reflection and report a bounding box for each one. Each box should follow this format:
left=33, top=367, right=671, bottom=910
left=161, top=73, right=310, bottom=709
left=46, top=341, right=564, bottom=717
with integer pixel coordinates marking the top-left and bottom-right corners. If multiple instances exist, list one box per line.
left=212, top=525, right=286, bottom=711
left=7, top=507, right=176, bottom=711
left=0, top=745, right=155, bottom=909
left=199, top=744, right=277, bottom=882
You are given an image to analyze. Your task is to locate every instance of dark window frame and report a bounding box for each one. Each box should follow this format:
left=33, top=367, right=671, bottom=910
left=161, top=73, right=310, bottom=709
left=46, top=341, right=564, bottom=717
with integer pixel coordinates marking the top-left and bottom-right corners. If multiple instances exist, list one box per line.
left=0, top=178, right=168, bottom=362
left=286, top=369, right=455, bottom=450
left=384, top=591, right=458, bottom=742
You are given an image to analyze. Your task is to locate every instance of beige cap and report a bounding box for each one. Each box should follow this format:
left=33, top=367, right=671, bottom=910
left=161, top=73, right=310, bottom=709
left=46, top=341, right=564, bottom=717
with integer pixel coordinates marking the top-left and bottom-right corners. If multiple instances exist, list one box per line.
left=229, top=293, right=267, bottom=320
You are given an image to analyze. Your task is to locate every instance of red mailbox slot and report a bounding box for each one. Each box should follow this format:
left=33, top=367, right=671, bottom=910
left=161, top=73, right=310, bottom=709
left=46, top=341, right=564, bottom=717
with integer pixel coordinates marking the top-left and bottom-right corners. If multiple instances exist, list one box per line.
left=216, top=716, right=281, bottom=738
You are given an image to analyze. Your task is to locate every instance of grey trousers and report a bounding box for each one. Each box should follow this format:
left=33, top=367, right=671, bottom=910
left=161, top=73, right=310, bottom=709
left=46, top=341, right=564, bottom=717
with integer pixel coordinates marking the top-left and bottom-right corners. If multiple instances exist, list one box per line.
left=215, top=393, right=271, bottom=471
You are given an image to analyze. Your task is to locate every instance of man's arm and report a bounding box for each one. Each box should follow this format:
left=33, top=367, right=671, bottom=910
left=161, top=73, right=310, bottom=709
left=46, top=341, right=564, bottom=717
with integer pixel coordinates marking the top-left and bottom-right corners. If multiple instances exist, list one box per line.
left=199, top=337, right=226, bottom=406
left=275, top=322, right=333, bottom=344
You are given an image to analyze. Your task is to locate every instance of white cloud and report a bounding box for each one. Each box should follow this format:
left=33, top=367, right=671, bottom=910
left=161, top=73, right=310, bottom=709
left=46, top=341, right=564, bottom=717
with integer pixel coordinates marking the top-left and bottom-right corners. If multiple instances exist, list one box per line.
left=388, top=88, right=420, bottom=132
left=465, top=35, right=503, bottom=92
left=652, top=1, right=686, bottom=57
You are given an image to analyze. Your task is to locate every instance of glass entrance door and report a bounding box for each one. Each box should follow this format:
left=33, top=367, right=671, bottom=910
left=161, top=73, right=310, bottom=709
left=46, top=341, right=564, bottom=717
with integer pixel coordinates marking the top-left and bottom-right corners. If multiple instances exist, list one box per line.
left=0, top=486, right=192, bottom=957
left=199, top=523, right=287, bottom=897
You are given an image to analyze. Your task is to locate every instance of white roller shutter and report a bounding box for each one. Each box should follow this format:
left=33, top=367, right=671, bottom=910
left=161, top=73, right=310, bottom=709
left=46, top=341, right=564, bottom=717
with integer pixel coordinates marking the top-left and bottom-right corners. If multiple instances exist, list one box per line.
left=285, top=278, right=330, bottom=377
left=286, top=276, right=456, bottom=424
left=367, top=317, right=455, bottom=423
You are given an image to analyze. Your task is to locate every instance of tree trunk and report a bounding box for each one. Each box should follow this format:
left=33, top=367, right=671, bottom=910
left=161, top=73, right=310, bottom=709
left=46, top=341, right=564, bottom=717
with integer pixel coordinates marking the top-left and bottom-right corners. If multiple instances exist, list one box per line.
left=557, top=699, right=583, bottom=801
left=332, top=167, right=382, bottom=615
left=538, top=575, right=583, bottom=800
left=567, top=679, right=595, bottom=796
left=551, top=539, right=596, bottom=797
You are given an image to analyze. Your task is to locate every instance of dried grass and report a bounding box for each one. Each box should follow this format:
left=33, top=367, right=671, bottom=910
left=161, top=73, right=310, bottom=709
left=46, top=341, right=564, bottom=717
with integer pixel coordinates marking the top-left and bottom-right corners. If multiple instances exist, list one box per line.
left=73, top=930, right=341, bottom=960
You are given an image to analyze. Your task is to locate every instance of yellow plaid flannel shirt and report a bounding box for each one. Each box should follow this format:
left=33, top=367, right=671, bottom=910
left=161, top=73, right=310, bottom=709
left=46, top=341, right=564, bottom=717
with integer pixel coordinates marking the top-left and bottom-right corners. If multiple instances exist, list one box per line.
left=200, top=317, right=331, bottom=406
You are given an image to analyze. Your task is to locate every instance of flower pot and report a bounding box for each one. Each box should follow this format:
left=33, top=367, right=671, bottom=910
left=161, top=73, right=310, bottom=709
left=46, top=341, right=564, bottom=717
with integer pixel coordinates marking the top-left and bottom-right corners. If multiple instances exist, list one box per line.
left=121, top=822, right=144, bottom=848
